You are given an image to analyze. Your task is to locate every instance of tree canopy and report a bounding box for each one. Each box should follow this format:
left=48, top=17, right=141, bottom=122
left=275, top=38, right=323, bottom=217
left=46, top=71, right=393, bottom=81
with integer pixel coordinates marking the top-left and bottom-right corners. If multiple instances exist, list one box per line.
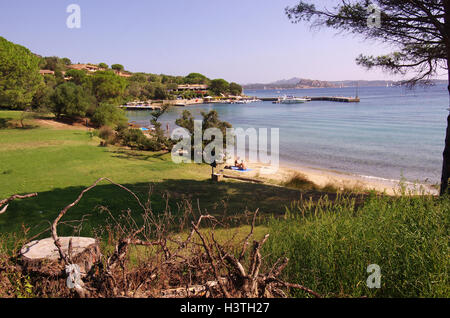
left=0, top=36, right=43, bottom=109
left=209, top=79, right=230, bottom=96
left=111, top=64, right=124, bottom=72
left=229, top=82, right=243, bottom=96
left=50, top=82, right=94, bottom=118
left=91, top=70, right=128, bottom=103
left=176, top=109, right=232, bottom=151
left=286, top=1, right=449, bottom=85
left=184, top=73, right=210, bottom=84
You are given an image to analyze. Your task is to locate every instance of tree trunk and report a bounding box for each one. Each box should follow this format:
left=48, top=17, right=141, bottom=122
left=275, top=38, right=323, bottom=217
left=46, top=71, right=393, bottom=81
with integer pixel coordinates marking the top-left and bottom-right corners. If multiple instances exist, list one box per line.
left=441, top=93, right=450, bottom=196
left=19, top=237, right=101, bottom=277
left=440, top=0, right=450, bottom=195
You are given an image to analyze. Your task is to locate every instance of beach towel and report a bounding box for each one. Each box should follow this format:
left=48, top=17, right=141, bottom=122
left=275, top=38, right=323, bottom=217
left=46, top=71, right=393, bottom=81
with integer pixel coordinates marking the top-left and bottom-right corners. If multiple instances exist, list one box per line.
left=231, top=167, right=253, bottom=172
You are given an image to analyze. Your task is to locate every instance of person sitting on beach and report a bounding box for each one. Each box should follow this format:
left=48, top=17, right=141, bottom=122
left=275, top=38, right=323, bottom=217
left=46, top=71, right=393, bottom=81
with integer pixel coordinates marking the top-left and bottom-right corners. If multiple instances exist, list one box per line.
left=236, top=161, right=246, bottom=170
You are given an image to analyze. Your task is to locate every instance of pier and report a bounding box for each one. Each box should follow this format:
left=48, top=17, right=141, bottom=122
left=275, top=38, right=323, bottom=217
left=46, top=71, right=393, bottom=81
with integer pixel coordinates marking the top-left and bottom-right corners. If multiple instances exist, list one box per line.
left=119, top=105, right=162, bottom=110
left=309, top=96, right=360, bottom=102
left=260, top=96, right=360, bottom=103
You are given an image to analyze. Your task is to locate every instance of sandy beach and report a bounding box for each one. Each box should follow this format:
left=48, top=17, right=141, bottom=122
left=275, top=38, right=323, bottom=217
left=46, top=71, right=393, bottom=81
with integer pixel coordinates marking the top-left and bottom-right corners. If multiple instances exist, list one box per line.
left=221, top=161, right=439, bottom=196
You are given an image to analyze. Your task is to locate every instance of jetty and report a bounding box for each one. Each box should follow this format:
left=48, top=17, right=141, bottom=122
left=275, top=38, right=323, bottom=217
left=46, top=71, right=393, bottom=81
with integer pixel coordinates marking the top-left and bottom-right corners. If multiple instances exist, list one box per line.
left=308, top=96, right=360, bottom=102
left=119, top=104, right=162, bottom=110
left=260, top=96, right=360, bottom=103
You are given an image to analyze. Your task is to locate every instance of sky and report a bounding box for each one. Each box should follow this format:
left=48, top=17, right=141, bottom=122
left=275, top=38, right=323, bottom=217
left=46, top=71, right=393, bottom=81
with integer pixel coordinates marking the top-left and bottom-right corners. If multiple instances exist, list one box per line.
left=0, top=0, right=445, bottom=84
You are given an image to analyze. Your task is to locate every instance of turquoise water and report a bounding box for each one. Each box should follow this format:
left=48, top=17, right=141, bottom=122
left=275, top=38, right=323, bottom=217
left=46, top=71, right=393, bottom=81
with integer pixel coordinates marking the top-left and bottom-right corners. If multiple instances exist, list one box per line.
left=126, top=85, right=449, bottom=183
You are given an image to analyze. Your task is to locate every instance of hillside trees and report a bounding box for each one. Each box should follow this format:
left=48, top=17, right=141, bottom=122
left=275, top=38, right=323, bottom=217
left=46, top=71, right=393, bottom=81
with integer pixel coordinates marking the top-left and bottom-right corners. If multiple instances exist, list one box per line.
left=229, top=82, right=243, bottom=95
left=209, top=79, right=230, bottom=96
left=50, top=82, right=94, bottom=119
left=31, top=74, right=57, bottom=111
left=91, top=70, right=128, bottom=103
left=184, top=72, right=210, bottom=84
left=111, top=64, right=124, bottom=72
left=0, top=36, right=43, bottom=109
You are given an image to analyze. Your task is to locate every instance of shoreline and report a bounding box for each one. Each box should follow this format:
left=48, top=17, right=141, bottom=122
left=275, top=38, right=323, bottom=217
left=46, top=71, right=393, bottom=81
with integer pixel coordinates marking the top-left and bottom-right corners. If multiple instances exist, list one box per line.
left=227, top=160, right=439, bottom=196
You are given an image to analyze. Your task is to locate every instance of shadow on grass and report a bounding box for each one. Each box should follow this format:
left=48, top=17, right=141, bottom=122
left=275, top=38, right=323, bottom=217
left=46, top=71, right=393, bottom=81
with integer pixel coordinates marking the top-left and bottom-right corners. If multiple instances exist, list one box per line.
left=0, top=118, right=12, bottom=129
left=0, top=117, right=39, bottom=130
left=16, top=124, right=40, bottom=130
left=110, top=149, right=168, bottom=161
left=0, top=178, right=336, bottom=239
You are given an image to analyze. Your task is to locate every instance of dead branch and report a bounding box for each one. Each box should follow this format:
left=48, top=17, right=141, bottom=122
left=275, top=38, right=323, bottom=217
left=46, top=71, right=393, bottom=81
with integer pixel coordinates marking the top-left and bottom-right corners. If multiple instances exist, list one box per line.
left=0, top=193, right=37, bottom=215
left=191, top=217, right=231, bottom=298
left=239, top=209, right=259, bottom=261
left=51, top=177, right=146, bottom=263
left=12, top=177, right=321, bottom=299
left=268, top=279, right=322, bottom=298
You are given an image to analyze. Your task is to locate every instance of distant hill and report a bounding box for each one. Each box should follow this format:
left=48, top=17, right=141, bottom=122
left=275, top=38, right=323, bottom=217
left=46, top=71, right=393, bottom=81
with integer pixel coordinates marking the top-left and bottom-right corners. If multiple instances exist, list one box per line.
left=243, top=78, right=338, bottom=90
left=330, top=79, right=448, bottom=87
left=242, top=78, right=448, bottom=90
left=271, top=77, right=303, bottom=86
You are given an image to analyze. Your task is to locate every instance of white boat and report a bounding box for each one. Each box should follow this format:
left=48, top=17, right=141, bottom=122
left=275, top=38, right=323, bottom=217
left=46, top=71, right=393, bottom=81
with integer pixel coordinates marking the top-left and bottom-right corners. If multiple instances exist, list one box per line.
left=233, top=99, right=252, bottom=104
left=278, top=95, right=309, bottom=104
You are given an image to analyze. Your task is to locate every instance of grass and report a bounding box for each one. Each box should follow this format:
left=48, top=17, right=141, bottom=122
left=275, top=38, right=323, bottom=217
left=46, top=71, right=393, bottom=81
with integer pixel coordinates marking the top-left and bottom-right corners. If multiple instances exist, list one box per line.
left=0, top=111, right=305, bottom=237
left=124, top=224, right=270, bottom=267
left=263, top=194, right=449, bottom=298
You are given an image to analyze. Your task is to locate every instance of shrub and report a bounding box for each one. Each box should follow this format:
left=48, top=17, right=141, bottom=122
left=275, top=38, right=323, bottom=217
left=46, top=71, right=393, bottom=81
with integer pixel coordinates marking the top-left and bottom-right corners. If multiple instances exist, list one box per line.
left=117, top=128, right=163, bottom=151
left=92, top=103, right=127, bottom=128
left=283, top=172, right=318, bottom=191
left=98, top=126, right=116, bottom=146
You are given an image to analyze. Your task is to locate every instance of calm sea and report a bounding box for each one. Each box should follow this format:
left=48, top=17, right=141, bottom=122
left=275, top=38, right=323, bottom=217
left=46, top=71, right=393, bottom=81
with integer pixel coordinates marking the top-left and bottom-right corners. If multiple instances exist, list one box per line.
left=126, top=85, right=449, bottom=184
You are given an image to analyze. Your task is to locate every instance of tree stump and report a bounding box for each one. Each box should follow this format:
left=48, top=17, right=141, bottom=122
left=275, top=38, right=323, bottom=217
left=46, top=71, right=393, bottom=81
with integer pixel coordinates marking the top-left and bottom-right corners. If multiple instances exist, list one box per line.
left=19, top=237, right=101, bottom=277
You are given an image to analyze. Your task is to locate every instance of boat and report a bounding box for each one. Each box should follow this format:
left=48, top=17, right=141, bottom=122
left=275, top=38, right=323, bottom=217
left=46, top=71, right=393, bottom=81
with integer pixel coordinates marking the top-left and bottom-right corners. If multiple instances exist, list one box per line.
left=277, top=95, right=310, bottom=104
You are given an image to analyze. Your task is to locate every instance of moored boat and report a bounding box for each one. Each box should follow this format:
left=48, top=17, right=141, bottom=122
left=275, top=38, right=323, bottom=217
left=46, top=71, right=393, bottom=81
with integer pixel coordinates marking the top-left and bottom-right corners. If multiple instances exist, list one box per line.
left=278, top=95, right=309, bottom=104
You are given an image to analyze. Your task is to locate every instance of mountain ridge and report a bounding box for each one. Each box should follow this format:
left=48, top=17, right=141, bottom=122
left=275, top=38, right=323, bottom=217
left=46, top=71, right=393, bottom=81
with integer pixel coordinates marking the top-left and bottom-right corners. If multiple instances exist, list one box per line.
left=242, top=78, right=448, bottom=89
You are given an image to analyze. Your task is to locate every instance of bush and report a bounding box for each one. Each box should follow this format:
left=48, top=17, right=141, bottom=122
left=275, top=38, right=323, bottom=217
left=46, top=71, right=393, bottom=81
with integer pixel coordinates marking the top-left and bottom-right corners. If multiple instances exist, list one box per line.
left=264, top=194, right=449, bottom=297
left=98, top=126, right=117, bottom=146
left=92, top=103, right=128, bottom=128
left=117, top=128, right=162, bottom=151
left=283, top=172, right=318, bottom=191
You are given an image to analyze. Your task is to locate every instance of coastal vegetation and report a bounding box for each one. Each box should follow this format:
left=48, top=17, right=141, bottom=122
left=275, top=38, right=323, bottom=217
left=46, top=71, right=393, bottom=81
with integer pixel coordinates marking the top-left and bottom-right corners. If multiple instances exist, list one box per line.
left=0, top=35, right=244, bottom=153
left=0, top=111, right=448, bottom=298
left=0, top=36, right=243, bottom=129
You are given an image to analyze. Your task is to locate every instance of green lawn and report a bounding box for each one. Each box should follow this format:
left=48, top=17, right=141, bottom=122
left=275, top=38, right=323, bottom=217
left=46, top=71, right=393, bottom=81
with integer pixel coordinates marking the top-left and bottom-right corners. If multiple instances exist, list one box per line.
left=0, top=111, right=303, bottom=236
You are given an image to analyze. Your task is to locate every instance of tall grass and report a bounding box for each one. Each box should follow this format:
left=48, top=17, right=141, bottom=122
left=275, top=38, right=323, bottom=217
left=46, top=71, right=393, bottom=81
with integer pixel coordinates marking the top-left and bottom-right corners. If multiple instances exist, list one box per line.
left=282, top=172, right=319, bottom=191
left=282, top=172, right=367, bottom=194
left=264, top=194, right=449, bottom=297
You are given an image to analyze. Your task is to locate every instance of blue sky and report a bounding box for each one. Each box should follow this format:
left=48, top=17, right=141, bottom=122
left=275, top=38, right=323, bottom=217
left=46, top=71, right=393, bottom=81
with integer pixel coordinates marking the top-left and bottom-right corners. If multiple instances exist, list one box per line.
left=0, top=0, right=439, bottom=84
